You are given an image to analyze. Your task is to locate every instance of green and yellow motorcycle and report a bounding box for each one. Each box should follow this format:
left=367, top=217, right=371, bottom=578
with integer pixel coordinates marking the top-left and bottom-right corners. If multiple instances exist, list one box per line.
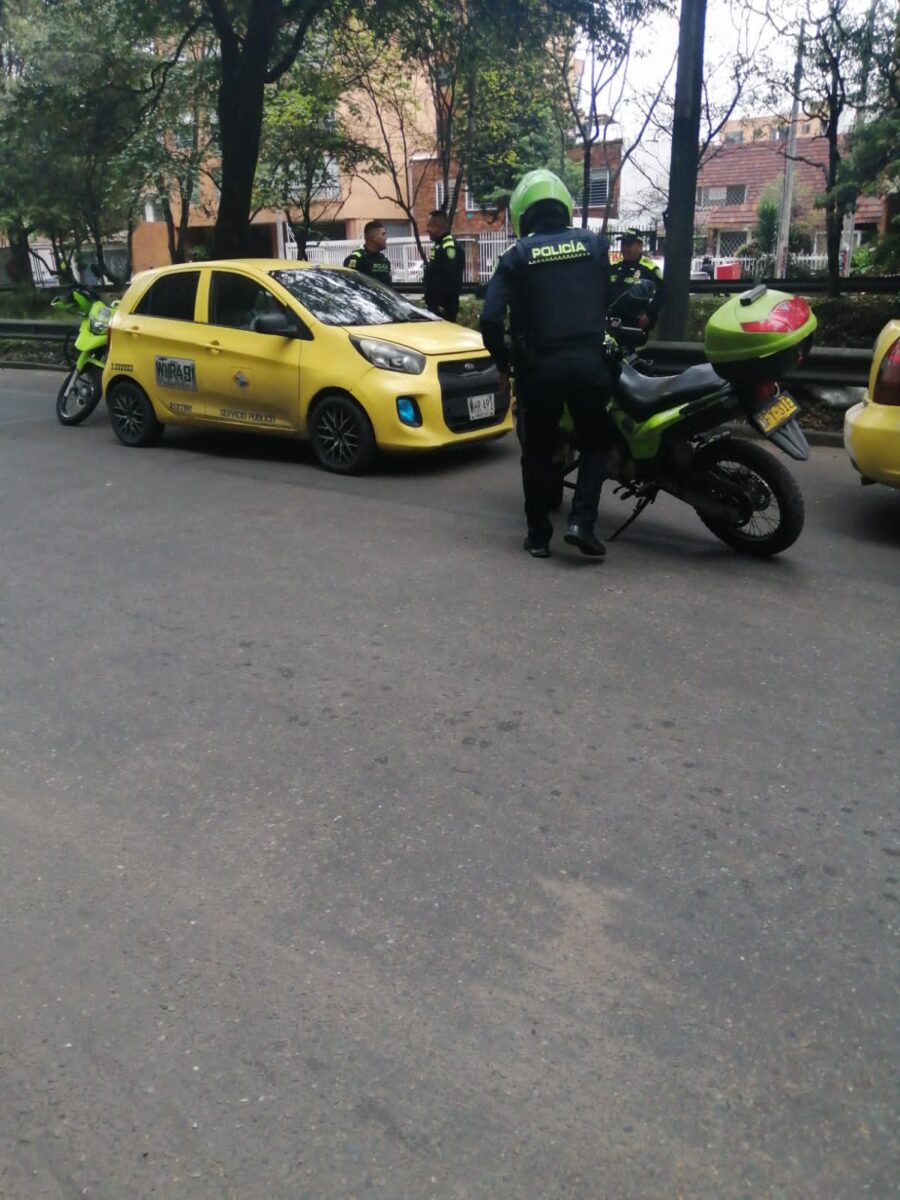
left=52, top=283, right=117, bottom=426
left=557, top=283, right=816, bottom=557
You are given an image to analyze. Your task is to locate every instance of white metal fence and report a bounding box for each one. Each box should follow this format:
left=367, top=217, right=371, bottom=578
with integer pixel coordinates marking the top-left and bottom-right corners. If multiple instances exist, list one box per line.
left=291, top=232, right=834, bottom=285
left=691, top=254, right=830, bottom=279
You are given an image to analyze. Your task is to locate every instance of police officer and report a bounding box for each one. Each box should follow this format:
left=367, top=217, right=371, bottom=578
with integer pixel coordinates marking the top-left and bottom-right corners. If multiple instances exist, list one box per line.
left=480, top=170, right=612, bottom=559
left=424, top=209, right=464, bottom=320
left=343, top=220, right=393, bottom=287
left=608, top=228, right=666, bottom=330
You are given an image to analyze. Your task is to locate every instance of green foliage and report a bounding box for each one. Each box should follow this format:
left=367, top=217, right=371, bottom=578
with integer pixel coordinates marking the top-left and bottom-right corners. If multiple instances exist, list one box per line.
left=464, top=48, right=573, bottom=210
left=0, top=0, right=180, bottom=281
left=754, top=196, right=779, bottom=255
left=253, top=29, right=381, bottom=240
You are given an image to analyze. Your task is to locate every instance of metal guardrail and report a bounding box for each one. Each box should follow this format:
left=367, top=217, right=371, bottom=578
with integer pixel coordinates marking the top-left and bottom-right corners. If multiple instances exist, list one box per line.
left=0, top=318, right=75, bottom=340
left=0, top=319, right=872, bottom=386
left=640, top=343, right=871, bottom=388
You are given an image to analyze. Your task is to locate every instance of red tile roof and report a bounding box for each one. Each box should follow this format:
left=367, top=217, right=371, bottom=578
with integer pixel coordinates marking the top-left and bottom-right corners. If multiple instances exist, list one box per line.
left=695, top=136, right=882, bottom=229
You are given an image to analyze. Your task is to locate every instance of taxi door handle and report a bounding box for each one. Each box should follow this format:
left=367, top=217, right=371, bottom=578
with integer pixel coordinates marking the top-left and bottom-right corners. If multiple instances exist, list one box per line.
left=126, top=324, right=140, bottom=335
left=204, top=341, right=222, bottom=355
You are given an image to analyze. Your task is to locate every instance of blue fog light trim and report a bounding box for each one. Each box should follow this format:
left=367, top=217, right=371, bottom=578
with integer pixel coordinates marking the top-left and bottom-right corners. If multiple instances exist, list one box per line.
left=396, top=396, right=421, bottom=426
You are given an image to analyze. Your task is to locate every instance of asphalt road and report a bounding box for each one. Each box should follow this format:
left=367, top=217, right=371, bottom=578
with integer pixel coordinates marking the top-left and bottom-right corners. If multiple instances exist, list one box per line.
left=1, top=369, right=897, bottom=1200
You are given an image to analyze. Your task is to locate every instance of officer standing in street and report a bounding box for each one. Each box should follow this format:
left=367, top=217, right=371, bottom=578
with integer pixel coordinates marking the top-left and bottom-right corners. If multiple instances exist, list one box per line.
left=608, top=228, right=666, bottom=330
left=343, top=220, right=394, bottom=287
left=480, top=170, right=613, bottom=560
left=424, top=209, right=464, bottom=320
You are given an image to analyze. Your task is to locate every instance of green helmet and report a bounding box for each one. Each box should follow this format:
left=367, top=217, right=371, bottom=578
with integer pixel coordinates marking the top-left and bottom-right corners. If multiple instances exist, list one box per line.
left=508, top=169, right=574, bottom=237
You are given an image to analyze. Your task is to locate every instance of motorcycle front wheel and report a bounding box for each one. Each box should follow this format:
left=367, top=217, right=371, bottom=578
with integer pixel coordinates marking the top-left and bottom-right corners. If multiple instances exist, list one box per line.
left=694, top=437, right=805, bottom=557
left=56, top=365, right=103, bottom=426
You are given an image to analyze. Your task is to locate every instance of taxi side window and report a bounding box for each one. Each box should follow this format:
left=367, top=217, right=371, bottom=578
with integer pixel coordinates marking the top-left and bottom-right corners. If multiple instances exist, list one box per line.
left=210, top=272, right=291, bottom=332
left=134, top=271, right=200, bottom=320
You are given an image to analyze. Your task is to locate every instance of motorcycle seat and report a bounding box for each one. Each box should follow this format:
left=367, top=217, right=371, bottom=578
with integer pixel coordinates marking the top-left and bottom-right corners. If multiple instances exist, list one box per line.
left=615, top=361, right=726, bottom=420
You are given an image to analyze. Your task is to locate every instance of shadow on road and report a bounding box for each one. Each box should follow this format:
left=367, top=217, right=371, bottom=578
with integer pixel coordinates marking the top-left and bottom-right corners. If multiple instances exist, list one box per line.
left=158, top=425, right=511, bottom=481
left=816, top=482, right=900, bottom=549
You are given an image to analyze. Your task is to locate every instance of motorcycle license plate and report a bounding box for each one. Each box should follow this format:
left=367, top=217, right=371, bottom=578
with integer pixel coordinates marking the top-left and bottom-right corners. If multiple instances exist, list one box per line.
left=467, top=393, right=496, bottom=420
left=754, top=392, right=799, bottom=435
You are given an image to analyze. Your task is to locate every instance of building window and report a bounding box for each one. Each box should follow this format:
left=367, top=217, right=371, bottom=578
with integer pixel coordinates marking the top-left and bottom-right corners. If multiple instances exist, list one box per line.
left=771, top=126, right=789, bottom=142
left=435, top=180, right=482, bottom=212
left=143, top=196, right=166, bottom=223
left=801, top=122, right=811, bottom=134
left=587, top=168, right=610, bottom=207
left=718, top=230, right=749, bottom=257
left=696, top=184, right=745, bottom=207
left=312, top=157, right=341, bottom=201
left=724, top=130, right=744, bottom=145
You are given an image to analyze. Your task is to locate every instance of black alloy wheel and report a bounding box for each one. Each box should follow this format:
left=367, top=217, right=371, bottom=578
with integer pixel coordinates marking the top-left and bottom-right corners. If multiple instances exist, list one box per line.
left=310, top=393, right=376, bottom=474
left=107, top=381, right=164, bottom=448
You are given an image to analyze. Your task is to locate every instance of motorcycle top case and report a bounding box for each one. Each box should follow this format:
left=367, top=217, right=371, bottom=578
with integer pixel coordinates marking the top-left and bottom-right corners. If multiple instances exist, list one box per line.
left=704, top=286, right=817, bottom=385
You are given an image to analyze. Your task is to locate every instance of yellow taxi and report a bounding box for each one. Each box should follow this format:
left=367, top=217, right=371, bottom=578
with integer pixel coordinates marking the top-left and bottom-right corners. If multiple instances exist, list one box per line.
left=843, top=319, right=900, bottom=488
left=102, top=259, right=510, bottom=472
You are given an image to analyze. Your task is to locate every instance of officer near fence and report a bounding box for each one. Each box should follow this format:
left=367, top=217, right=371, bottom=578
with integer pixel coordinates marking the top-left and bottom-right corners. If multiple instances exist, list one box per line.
left=424, top=210, right=464, bottom=321
left=480, top=170, right=613, bottom=560
left=343, top=220, right=393, bottom=287
left=608, top=228, right=666, bottom=330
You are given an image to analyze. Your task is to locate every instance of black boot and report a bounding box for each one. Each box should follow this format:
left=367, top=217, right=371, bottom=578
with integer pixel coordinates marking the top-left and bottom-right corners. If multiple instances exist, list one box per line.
left=564, top=522, right=606, bottom=557
left=523, top=531, right=551, bottom=558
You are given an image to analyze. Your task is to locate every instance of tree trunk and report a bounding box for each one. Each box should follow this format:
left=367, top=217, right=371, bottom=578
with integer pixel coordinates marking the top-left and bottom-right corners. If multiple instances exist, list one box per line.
left=658, top=0, right=707, bottom=342
left=825, top=202, right=842, bottom=297
left=581, top=143, right=591, bottom=228
left=6, top=224, right=34, bottom=286
left=212, top=35, right=269, bottom=258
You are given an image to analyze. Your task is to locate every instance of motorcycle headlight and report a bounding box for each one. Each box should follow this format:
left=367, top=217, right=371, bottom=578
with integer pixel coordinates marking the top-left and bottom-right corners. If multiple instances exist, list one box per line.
left=350, top=335, right=425, bottom=375
left=89, top=305, right=113, bottom=334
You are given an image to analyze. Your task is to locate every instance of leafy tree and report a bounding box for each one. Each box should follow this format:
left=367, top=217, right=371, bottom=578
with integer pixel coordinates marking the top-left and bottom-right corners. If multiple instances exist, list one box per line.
left=0, top=0, right=197, bottom=283
left=755, top=192, right=779, bottom=254
left=253, top=28, right=380, bottom=256
left=766, top=0, right=897, bottom=295
left=465, top=48, right=580, bottom=212
left=546, top=0, right=672, bottom=230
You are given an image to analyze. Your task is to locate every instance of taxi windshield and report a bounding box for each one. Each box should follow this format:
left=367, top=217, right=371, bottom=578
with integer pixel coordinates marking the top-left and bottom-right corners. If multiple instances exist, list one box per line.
left=270, top=268, right=436, bottom=327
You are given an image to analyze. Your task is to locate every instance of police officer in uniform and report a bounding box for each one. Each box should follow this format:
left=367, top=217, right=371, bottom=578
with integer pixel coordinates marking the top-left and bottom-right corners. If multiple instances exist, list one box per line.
left=424, top=209, right=464, bottom=320
left=480, top=170, right=612, bottom=559
left=343, top=220, right=393, bottom=287
left=608, top=228, right=666, bottom=330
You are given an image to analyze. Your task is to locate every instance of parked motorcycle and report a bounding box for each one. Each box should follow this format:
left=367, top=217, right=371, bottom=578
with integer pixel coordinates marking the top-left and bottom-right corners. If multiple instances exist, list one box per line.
left=52, top=284, right=117, bottom=426
left=552, top=283, right=816, bottom=557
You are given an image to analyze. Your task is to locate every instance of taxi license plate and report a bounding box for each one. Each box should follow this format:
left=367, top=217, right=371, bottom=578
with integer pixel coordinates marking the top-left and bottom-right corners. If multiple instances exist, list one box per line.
left=755, top=391, right=799, bottom=435
left=467, top=393, right=496, bottom=420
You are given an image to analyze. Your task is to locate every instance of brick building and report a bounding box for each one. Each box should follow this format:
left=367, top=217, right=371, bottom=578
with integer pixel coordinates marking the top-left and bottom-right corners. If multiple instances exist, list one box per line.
left=694, top=132, right=884, bottom=258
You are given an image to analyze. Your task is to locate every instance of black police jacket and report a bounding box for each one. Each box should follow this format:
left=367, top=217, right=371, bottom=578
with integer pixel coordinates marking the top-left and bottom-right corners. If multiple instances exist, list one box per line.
left=424, top=234, right=464, bottom=308
left=480, top=227, right=610, bottom=371
left=343, top=246, right=393, bottom=287
left=608, top=255, right=666, bottom=321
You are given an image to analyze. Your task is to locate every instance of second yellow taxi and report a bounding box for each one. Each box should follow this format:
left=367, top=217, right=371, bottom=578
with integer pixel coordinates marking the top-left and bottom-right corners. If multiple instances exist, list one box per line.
left=102, top=259, right=510, bottom=472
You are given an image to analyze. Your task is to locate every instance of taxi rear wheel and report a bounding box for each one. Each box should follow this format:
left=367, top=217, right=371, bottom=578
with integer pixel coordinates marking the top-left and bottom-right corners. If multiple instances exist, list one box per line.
left=108, top=381, right=164, bottom=448
left=309, top=393, right=375, bottom=474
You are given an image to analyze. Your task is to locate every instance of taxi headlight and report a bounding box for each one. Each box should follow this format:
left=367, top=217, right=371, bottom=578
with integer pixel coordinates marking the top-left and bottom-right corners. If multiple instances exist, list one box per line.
left=89, top=305, right=113, bottom=334
left=350, top=335, right=425, bottom=375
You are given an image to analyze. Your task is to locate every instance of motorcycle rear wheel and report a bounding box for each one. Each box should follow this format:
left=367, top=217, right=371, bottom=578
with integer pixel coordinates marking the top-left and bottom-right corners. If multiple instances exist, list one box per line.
left=56, top=365, right=103, bottom=426
left=694, top=437, right=805, bottom=557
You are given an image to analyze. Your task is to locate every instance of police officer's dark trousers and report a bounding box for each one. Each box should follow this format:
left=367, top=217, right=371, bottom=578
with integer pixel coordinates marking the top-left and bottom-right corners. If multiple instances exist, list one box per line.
left=516, top=345, right=612, bottom=540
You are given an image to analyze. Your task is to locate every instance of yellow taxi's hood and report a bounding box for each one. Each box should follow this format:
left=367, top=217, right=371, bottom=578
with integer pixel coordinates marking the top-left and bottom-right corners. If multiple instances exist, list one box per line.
left=343, top=322, right=487, bottom=356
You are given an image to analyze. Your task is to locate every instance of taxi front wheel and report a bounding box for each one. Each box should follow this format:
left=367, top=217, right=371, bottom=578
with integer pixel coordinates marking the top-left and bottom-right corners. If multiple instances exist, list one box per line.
left=108, top=381, right=164, bottom=448
left=309, top=393, right=375, bottom=474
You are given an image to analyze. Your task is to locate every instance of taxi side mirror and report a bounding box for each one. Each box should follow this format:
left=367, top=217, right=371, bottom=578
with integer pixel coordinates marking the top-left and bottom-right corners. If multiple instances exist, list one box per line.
left=253, top=311, right=311, bottom=339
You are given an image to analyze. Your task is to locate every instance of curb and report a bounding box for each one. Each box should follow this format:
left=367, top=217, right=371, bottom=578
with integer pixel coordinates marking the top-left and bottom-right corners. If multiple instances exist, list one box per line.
left=1, top=360, right=68, bottom=373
